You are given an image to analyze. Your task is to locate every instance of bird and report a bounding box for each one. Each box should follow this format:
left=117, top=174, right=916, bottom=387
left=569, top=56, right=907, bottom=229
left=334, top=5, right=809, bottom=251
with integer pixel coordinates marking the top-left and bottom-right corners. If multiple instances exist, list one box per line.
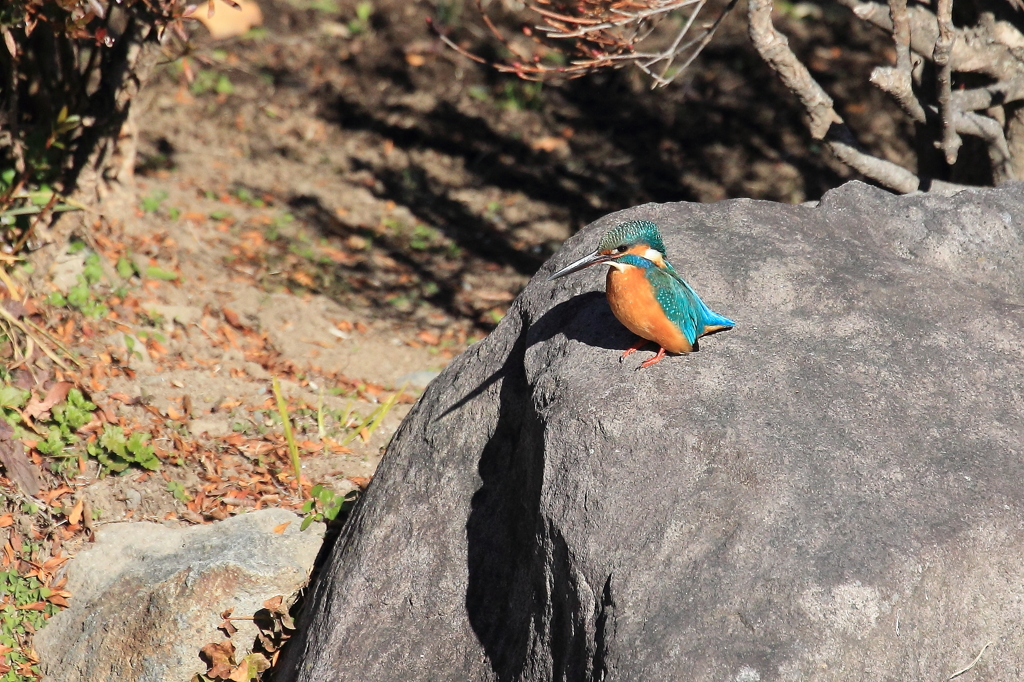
left=547, top=220, right=734, bottom=368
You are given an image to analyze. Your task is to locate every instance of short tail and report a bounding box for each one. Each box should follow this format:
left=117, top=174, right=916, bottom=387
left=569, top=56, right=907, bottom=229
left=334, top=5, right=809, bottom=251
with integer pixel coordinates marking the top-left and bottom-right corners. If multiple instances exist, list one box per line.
left=700, top=304, right=735, bottom=333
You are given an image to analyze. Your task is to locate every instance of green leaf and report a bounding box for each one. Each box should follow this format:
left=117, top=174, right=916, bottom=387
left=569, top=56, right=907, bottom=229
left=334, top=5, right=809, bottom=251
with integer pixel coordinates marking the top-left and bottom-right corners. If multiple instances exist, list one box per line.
left=116, top=256, right=137, bottom=279
left=82, top=253, right=103, bottom=285
left=126, top=432, right=160, bottom=470
left=0, top=386, right=28, bottom=410
left=167, top=480, right=191, bottom=502
left=144, top=266, right=178, bottom=281
left=98, top=425, right=128, bottom=459
left=215, top=74, right=234, bottom=95
left=140, top=191, right=167, bottom=213
left=66, top=282, right=89, bottom=309
left=323, top=499, right=343, bottom=521
left=35, top=428, right=67, bottom=456
left=67, top=388, right=96, bottom=412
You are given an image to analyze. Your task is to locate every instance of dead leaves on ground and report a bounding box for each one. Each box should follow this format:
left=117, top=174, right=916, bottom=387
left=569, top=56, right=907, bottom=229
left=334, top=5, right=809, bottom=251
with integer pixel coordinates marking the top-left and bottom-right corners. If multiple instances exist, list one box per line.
left=199, top=595, right=293, bottom=681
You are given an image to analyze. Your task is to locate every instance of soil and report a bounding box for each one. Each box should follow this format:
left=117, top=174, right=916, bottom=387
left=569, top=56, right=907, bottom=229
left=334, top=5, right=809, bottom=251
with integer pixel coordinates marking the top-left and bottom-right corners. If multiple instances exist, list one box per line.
left=4, top=0, right=912, bottom=677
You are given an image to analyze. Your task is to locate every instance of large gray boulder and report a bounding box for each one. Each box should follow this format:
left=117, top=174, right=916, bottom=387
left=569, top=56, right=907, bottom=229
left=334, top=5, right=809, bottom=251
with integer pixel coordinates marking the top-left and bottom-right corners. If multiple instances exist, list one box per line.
left=280, top=182, right=1024, bottom=681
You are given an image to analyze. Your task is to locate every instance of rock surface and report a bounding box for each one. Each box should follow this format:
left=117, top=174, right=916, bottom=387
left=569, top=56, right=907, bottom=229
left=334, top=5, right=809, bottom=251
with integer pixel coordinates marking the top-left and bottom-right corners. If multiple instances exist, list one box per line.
left=279, top=182, right=1024, bottom=681
left=36, top=508, right=324, bottom=682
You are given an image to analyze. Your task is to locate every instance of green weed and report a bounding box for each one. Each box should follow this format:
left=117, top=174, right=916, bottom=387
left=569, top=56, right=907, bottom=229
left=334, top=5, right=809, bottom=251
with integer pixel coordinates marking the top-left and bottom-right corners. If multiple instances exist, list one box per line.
left=348, top=1, right=373, bottom=33
left=86, top=425, right=161, bottom=475
left=0, top=567, right=58, bottom=680
left=300, top=484, right=358, bottom=530
left=47, top=251, right=109, bottom=318
left=141, top=190, right=168, bottom=213
left=167, top=480, right=192, bottom=502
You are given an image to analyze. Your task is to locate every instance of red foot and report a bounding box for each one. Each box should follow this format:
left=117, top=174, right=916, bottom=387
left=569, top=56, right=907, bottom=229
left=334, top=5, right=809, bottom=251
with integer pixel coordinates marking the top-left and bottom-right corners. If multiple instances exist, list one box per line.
left=621, top=338, right=649, bottom=360
left=639, top=347, right=667, bottom=368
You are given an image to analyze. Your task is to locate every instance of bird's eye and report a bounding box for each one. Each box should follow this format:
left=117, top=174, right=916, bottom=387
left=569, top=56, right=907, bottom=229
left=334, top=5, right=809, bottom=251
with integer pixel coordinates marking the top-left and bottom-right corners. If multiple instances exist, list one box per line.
left=615, top=246, right=626, bottom=254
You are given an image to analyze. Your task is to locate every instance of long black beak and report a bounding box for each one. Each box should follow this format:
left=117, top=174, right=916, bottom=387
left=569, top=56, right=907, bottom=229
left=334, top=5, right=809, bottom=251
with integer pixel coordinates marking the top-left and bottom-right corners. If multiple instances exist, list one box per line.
left=546, top=250, right=614, bottom=281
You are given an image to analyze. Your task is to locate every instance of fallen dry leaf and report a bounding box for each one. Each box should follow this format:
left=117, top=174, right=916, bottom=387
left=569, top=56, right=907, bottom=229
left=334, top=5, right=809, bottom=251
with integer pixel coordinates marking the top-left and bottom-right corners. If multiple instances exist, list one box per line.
left=23, top=381, right=72, bottom=421
left=201, top=640, right=237, bottom=679
left=187, top=0, right=263, bottom=39
left=530, top=136, right=568, bottom=153
left=223, top=307, right=244, bottom=329
left=67, top=498, right=84, bottom=526
left=272, top=521, right=291, bottom=534
left=46, top=594, right=70, bottom=608
left=416, top=330, right=439, bottom=345
left=0, top=421, right=40, bottom=495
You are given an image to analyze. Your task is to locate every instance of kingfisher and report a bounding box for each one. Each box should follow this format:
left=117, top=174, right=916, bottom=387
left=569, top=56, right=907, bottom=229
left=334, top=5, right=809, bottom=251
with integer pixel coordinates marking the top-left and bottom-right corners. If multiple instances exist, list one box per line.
left=548, top=220, right=735, bottom=368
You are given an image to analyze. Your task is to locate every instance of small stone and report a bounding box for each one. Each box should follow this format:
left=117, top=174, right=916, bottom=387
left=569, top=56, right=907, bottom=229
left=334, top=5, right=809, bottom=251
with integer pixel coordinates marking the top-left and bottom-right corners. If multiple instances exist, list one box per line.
left=122, top=489, right=142, bottom=511
left=244, top=362, right=270, bottom=380
left=394, top=370, right=440, bottom=390
left=188, top=418, right=233, bottom=438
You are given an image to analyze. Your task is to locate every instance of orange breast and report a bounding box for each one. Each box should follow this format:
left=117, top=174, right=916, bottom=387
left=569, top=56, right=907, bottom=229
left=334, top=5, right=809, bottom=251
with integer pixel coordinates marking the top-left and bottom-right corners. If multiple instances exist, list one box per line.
left=606, top=266, right=692, bottom=354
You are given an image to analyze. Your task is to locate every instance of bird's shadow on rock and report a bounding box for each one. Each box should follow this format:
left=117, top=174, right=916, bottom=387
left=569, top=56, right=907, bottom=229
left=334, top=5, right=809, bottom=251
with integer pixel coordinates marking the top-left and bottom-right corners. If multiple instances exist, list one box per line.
left=463, top=290, right=636, bottom=680
left=527, top=290, right=631, bottom=354
left=527, top=290, right=713, bottom=358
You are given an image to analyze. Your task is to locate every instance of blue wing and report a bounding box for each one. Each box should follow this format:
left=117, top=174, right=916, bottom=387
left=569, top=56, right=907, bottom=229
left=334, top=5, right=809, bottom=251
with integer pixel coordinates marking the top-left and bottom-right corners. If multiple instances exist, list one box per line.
left=647, top=265, right=735, bottom=345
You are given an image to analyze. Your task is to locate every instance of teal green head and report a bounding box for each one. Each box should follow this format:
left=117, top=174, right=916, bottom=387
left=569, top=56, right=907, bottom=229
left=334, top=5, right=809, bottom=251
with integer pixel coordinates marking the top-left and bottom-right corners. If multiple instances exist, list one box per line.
left=548, top=220, right=668, bottom=280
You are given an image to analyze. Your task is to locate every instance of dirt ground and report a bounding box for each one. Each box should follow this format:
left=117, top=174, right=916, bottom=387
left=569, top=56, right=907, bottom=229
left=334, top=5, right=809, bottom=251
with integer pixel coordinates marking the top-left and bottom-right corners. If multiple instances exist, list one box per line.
left=1, top=0, right=914, bottom=677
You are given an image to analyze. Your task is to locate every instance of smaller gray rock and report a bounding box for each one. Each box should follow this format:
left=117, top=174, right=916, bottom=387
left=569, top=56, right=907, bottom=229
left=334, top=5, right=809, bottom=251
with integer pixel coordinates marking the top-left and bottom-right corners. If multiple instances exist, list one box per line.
left=394, top=369, right=441, bottom=390
left=144, top=304, right=203, bottom=330
left=49, top=252, right=86, bottom=293
left=188, top=418, right=234, bottom=438
left=102, top=332, right=154, bottom=370
left=121, top=488, right=142, bottom=510
left=36, top=508, right=324, bottom=682
left=245, top=361, right=271, bottom=380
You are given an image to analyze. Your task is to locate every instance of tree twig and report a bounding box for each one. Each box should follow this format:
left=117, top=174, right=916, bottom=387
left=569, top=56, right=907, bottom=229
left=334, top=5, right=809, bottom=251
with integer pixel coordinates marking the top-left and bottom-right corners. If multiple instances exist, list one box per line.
left=748, top=0, right=920, bottom=192
left=952, top=78, right=1024, bottom=112
left=430, top=0, right=739, bottom=86
left=870, top=67, right=1016, bottom=183
left=837, top=0, right=1024, bottom=82
left=933, top=0, right=961, bottom=165
left=948, top=641, right=992, bottom=680
left=875, top=0, right=926, bottom=119
left=825, top=125, right=920, bottom=193
left=747, top=0, right=841, bottom=140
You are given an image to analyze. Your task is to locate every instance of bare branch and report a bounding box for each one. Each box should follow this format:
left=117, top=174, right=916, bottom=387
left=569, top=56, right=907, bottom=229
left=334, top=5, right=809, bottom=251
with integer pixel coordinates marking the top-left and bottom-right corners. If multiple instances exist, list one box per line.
left=870, top=66, right=1016, bottom=183
left=826, top=125, right=920, bottom=194
left=871, top=0, right=924, bottom=121
left=933, top=0, right=961, bottom=164
left=836, top=0, right=1024, bottom=81
left=748, top=0, right=921, bottom=192
left=952, top=78, right=1024, bottom=112
left=888, top=0, right=911, bottom=77
left=958, top=111, right=1015, bottom=183
left=747, top=0, right=841, bottom=139
left=870, top=67, right=926, bottom=120
left=431, top=0, right=740, bottom=86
